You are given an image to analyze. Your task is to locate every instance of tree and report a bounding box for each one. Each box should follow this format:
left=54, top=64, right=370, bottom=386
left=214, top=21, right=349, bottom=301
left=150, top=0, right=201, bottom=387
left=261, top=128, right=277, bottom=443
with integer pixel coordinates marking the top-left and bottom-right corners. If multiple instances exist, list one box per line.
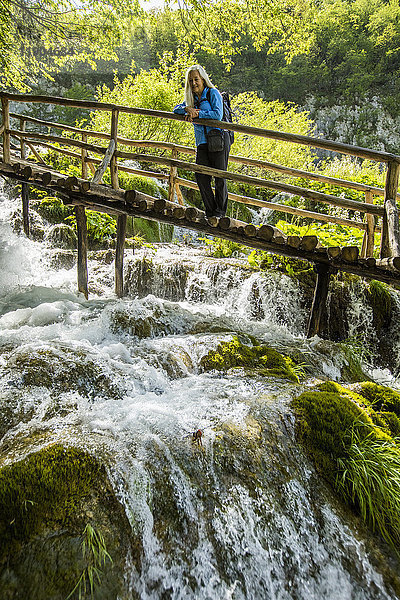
left=0, top=0, right=140, bottom=91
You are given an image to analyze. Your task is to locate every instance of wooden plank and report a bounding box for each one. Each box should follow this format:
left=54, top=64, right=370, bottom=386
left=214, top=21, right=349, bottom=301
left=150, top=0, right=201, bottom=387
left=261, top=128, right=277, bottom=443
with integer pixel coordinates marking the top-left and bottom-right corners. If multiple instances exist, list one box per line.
left=92, top=139, right=116, bottom=184
left=1, top=97, right=10, bottom=163
left=75, top=206, right=89, bottom=299
left=380, top=160, right=400, bottom=258
left=8, top=129, right=108, bottom=156
left=115, top=214, right=127, bottom=298
left=22, top=183, right=29, bottom=237
left=168, top=148, right=178, bottom=204
left=110, top=109, right=119, bottom=190
left=2, top=92, right=398, bottom=163
left=81, top=133, right=88, bottom=180
left=307, top=264, right=331, bottom=338
left=361, top=190, right=376, bottom=258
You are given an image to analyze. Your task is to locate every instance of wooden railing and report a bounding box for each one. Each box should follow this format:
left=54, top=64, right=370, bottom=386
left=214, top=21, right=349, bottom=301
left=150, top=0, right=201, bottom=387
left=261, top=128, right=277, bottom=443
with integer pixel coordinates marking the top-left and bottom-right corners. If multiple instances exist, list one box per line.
left=1, top=91, right=400, bottom=261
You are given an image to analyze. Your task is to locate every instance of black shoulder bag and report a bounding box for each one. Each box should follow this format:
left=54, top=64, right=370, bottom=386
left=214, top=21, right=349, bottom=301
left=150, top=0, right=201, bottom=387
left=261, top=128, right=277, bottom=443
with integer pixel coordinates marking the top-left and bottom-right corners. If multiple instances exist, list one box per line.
left=196, top=91, right=225, bottom=153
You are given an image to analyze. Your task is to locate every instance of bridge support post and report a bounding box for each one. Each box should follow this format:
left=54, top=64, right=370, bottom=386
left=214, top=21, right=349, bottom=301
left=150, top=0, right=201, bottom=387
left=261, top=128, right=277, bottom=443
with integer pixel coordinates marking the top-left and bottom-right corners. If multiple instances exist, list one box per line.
left=307, top=263, right=332, bottom=338
left=380, top=160, right=400, bottom=258
left=1, top=97, right=10, bottom=163
left=22, top=183, right=30, bottom=237
left=115, top=214, right=127, bottom=298
left=75, top=206, right=88, bottom=300
left=20, top=118, right=30, bottom=237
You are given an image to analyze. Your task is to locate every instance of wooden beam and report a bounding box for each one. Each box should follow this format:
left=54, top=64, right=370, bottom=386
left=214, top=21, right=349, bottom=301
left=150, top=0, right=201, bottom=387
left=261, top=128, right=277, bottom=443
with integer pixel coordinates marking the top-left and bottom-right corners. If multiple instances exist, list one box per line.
left=22, top=183, right=29, bottom=237
left=2, top=92, right=398, bottom=163
left=115, top=214, right=127, bottom=298
left=81, top=133, right=88, bottom=180
left=110, top=109, right=119, bottom=190
left=168, top=148, right=178, bottom=203
left=126, top=153, right=384, bottom=216
left=361, top=190, right=376, bottom=258
left=91, top=139, right=116, bottom=184
left=75, top=206, right=89, bottom=299
left=8, top=129, right=108, bottom=157
left=380, top=160, right=400, bottom=258
left=307, top=264, right=332, bottom=338
left=1, top=97, right=10, bottom=163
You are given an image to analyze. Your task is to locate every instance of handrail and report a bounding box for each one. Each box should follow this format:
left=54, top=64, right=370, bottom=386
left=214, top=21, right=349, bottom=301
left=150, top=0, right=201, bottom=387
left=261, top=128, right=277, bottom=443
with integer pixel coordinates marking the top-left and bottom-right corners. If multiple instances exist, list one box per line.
left=2, top=91, right=399, bottom=163
left=3, top=91, right=400, bottom=259
left=8, top=113, right=391, bottom=198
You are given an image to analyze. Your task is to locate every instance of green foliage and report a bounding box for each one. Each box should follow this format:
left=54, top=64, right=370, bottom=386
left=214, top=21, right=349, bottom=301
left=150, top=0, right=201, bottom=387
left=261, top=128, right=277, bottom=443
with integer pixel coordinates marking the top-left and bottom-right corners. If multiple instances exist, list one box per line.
left=66, top=211, right=116, bottom=246
left=35, top=196, right=74, bottom=224
left=67, top=523, right=112, bottom=600
left=276, top=219, right=367, bottom=250
left=367, top=280, right=392, bottom=331
left=118, top=171, right=167, bottom=198
left=337, top=426, right=400, bottom=552
left=292, top=382, right=400, bottom=552
left=0, top=445, right=101, bottom=551
left=201, top=237, right=247, bottom=258
left=358, top=382, right=400, bottom=418
left=200, top=336, right=301, bottom=382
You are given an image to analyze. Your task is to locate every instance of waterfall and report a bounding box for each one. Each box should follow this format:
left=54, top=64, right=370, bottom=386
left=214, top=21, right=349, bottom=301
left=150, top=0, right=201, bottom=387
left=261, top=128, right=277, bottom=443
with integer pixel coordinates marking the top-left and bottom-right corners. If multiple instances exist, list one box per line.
left=0, top=178, right=400, bottom=599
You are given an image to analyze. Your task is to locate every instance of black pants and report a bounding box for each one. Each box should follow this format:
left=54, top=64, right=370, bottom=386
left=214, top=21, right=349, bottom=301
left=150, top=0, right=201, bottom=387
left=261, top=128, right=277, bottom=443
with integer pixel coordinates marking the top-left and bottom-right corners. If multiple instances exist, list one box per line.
left=195, top=131, right=231, bottom=217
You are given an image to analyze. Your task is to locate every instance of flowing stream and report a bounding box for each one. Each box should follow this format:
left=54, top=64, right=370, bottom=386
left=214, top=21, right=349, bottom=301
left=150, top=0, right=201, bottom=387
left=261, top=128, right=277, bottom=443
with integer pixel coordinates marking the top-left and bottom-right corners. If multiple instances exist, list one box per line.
left=0, top=179, right=400, bottom=600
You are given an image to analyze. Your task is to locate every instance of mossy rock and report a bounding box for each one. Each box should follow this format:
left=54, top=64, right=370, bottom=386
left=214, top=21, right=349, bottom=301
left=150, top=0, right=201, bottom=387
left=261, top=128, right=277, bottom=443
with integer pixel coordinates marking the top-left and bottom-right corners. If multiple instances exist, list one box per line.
left=46, top=223, right=77, bottom=249
left=0, top=444, right=135, bottom=600
left=357, top=382, right=400, bottom=416
left=200, top=336, right=300, bottom=382
left=7, top=346, right=121, bottom=401
left=35, top=196, right=74, bottom=224
left=367, top=280, right=392, bottom=332
left=291, top=386, right=390, bottom=484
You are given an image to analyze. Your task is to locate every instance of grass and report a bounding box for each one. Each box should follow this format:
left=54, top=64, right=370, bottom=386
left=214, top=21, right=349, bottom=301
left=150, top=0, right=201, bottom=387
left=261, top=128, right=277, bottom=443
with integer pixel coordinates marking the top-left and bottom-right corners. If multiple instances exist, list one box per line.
left=337, top=424, right=400, bottom=552
left=66, top=524, right=112, bottom=600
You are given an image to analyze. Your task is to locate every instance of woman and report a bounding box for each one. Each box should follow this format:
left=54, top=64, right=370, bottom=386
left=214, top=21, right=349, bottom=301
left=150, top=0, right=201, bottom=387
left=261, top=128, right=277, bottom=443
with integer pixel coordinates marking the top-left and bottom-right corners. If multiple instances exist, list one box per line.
left=173, top=65, right=231, bottom=219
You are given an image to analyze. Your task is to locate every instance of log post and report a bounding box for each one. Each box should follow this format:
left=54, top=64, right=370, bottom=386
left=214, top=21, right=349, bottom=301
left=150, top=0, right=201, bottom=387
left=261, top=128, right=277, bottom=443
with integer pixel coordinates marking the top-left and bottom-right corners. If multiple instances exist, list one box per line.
left=1, top=97, right=10, bottom=163
left=20, top=118, right=26, bottom=160
left=168, top=148, right=178, bottom=203
left=307, top=263, right=332, bottom=338
left=361, top=190, right=375, bottom=258
left=115, top=214, right=127, bottom=298
left=380, top=160, right=400, bottom=258
left=75, top=206, right=89, bottom=299
left=81, top=133, right=88, bottom=180
left=20, top=117, right=30, bottom=237
left=110, top=109, right=119, bottom=189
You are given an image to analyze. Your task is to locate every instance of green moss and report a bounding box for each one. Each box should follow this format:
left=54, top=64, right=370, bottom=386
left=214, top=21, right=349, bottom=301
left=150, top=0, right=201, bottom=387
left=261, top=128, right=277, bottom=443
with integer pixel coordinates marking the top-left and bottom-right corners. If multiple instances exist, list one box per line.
left=35, top=196, right=74, bottom=224
left=118, top=172, right=167, bottom=199
left=358, top=382, right=400, bottom=417
left=10, top=347, right=121, bottom=400
left=291, top=386, right=390, bottom=483
left=367, top=280, right=392, bottom=332
left=200, top=336, right=300, bottom=382
left=0, top=445, right=101, bottom=552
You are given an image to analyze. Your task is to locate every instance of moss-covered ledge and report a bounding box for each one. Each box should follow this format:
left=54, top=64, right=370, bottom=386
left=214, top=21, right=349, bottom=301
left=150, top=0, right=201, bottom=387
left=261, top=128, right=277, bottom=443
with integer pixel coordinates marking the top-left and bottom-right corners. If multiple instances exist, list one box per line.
left=0, top=443, right=135, bottom=600
left=292, top=381, right=400, bottom=554
left=200, top=336, right=301, bottom=382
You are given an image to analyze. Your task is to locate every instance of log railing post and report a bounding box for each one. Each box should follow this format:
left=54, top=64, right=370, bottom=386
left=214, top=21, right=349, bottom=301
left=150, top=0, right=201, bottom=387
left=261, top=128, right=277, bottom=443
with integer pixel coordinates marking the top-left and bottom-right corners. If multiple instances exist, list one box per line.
left=360, top=190, right=375, bottom=258
left=19, top=117, right=30, bottom=237
left=168, top=148, right=178, bottom=203
left=75, top=206, right=89, bottom=299
left=110, top=109, right=119, bottom=189
left=380, top=160, right=400, bottom=258
left=81, top=133, right=88, bottom=180
left=1, top=97, right=10, bottom=163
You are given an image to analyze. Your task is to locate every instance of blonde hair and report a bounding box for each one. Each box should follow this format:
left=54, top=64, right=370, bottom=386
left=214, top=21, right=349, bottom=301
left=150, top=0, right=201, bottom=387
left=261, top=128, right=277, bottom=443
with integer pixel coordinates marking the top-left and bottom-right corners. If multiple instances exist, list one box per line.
left=184, top=64, right=215, bottom=108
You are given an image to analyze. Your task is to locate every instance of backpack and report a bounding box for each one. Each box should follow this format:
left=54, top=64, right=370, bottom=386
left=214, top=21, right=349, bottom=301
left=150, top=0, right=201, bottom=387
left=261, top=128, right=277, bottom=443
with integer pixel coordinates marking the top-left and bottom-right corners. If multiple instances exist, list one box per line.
left=206, top=89, right=235, bottom=144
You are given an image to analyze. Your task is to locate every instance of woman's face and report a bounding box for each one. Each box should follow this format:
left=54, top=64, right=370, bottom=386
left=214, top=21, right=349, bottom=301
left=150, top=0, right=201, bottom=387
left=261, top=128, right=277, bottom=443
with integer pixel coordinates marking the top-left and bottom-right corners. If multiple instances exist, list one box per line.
left=189, top=70, right=205, bottom=96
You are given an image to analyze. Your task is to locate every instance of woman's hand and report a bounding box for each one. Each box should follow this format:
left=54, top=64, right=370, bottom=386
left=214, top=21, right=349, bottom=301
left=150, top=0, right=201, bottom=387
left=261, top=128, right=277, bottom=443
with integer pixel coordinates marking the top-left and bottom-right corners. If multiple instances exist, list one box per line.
left=185, top=107, right=200, bottom=122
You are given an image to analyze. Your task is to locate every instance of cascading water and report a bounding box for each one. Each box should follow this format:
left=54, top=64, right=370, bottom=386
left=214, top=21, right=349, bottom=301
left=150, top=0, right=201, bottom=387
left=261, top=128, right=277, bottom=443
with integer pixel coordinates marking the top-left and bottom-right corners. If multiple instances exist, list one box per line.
left=1, top=178, right=400, bottom=600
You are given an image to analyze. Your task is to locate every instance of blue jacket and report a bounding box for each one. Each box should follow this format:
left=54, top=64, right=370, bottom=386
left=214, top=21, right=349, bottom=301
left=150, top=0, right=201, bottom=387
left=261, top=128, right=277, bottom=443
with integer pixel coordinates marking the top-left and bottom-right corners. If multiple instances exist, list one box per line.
left=173, top=87, right=223, bottom=146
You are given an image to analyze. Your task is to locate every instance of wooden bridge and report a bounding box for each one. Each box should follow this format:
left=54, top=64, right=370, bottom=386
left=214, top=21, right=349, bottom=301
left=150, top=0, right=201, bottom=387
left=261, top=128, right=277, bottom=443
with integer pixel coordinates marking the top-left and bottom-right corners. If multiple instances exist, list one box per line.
left=1, top=91, right=400, bottom=337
